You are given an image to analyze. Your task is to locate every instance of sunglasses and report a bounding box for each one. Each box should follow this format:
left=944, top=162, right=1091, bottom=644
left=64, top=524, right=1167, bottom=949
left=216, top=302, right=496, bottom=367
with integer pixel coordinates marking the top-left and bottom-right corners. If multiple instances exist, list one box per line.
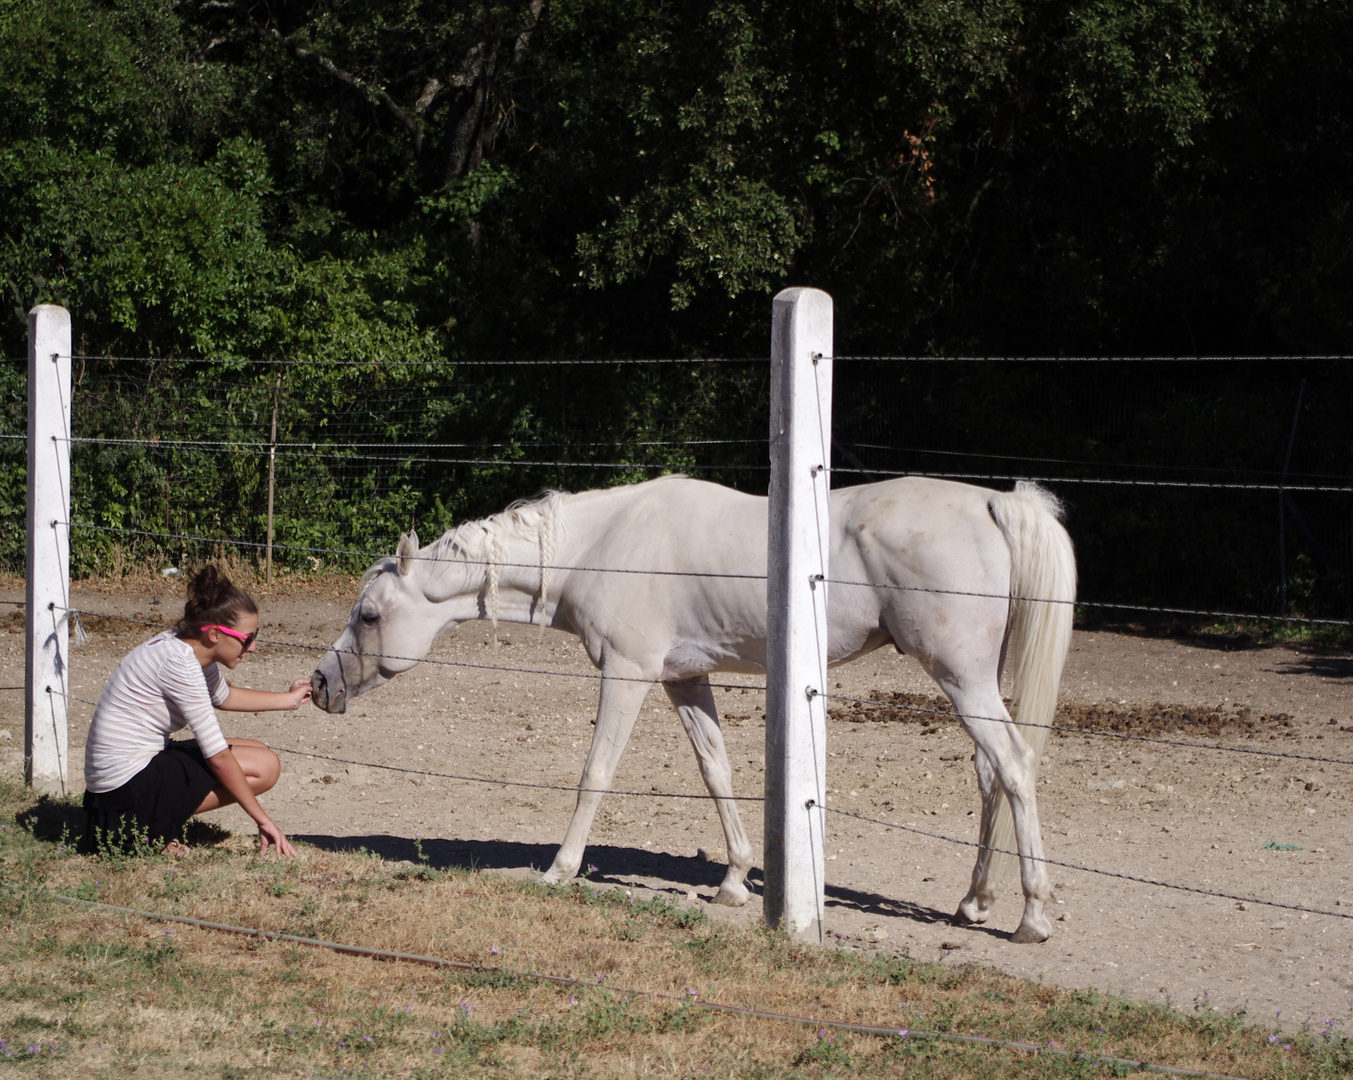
left=202, top=624, right=258, bottom=649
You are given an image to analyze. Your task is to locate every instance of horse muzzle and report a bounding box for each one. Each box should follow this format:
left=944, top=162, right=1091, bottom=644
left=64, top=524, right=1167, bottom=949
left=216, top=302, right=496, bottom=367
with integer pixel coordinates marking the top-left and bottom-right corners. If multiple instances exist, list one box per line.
left=310, top=668, right=347, bottom=714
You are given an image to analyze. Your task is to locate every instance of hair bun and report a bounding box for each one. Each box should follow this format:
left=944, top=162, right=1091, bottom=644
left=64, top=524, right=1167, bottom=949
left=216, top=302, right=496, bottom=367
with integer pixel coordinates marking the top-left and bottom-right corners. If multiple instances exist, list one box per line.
left=179, top=564, right=257, bottom=636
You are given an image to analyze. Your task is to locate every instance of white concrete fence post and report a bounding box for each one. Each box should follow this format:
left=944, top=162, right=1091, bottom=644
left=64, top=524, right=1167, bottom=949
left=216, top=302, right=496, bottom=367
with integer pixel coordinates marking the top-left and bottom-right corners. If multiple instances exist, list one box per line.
left=764, top=287, right=833, bottom=941
left=25, top=304, right=72, bottom=795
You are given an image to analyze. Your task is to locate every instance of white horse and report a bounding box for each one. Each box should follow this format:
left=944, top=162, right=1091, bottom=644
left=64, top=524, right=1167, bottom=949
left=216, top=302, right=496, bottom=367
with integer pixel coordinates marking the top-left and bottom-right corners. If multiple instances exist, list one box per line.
left=312, top=475, right=1075, bottom=942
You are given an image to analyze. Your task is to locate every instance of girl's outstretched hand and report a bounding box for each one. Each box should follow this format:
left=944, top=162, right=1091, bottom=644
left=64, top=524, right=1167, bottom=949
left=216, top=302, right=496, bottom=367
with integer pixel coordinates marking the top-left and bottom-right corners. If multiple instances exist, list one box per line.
left=286, top=678, right=313, bottom=709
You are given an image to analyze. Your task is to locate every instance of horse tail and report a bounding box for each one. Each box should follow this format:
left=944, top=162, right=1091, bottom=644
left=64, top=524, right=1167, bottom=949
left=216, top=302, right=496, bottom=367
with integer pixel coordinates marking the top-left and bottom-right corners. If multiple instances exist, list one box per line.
left=985, top=481, right=1076, bottom=880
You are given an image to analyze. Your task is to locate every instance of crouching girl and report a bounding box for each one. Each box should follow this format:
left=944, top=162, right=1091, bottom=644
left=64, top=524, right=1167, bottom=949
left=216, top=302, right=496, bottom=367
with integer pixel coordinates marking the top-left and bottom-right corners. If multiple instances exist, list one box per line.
left=80, top=565, right=310, bottom=857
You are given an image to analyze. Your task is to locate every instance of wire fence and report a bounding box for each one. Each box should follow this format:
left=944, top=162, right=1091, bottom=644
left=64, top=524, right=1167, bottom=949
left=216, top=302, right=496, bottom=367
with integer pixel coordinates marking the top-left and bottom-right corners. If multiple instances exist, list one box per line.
left=7, top=352, right=1353, bottom=623
left=7, top=347, right=1353, bottom=954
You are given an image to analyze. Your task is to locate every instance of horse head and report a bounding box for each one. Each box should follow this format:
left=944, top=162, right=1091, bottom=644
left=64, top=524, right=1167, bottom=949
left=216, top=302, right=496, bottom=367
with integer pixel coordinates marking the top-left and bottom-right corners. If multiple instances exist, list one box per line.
left=311, top=531, right=451, bottom=713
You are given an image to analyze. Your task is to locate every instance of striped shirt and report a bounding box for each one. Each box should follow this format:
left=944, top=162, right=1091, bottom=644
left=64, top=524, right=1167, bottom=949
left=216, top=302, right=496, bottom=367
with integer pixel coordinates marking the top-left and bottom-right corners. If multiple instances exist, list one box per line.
left=84, top=630, right=231, bottom=793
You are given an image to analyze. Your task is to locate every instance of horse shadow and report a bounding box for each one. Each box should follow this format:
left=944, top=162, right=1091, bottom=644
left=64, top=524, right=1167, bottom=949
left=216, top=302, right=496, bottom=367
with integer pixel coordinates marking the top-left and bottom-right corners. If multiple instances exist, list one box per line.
left=292, top=831, right=963, bottom=932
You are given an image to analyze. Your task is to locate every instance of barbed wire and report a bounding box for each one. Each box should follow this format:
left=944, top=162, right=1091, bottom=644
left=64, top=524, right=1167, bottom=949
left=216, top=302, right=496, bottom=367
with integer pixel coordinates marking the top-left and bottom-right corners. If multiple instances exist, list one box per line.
left=64, top=523, right=769, bottom=582
left=60, top=431, right=1353, bottom=491
left=67, top=352, right=1353, bottom=366
left=833, top=465, right=1353, bottom=495
left=62, top=520, right=1353, bottom=627
left=64, top=437, right=766, bottom=474
left=68, top=435, right=765, bottom=451
left=821, top=804, right=1353, bottom=922
left=49, top=605, right=1353, bottom=770
left=841, top=441, right=1353, bottom=485
left=68, top=354, right=770, bottom=367
left=269, top=746, right=764, bottom=801
left=818, top=690, right=1353, bottom=767
left=44, top=624, right=1353, bottom=933
left=822, top=362, right=1353, bottom=370
left=47, top=675, right=1349, bottom=927
left=44, top=613, right=771, bottom=693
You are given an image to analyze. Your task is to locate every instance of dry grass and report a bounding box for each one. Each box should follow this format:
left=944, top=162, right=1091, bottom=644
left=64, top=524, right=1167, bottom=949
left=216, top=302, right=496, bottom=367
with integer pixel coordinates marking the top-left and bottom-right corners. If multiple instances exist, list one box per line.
left=1, top=783, right=1349, bottom=1079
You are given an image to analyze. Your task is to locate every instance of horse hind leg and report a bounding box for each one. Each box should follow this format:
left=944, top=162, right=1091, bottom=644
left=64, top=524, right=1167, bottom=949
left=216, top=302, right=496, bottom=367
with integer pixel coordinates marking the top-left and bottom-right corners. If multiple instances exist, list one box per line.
left=542, top=673, right=650, bottom=885
left=952, top=745, right=1002, bottom=927
left=947, top=685, right=1053, bottom=944
left=663, top=678, right=753, bottom=906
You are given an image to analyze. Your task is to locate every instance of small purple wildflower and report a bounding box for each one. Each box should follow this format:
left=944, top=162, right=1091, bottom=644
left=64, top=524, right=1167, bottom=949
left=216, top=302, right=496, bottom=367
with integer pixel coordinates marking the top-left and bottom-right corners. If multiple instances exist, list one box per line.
left=363, top=1035, right=373, bottom=1043
left=587, top=863, right=598, bottom=874
left=1282, top=1044, right=1292, bottom=1051
left=686, top=989, right=698, bottom=999
left=597, top=973, right=606, bottom=981
left=490, top=946, right=500, bottom=955
left=898, top=1029, right=909, bottom=1038
left=569, top=996, right=576, bottom=1005
left=1269, top=1035, right=1279, bottom=1044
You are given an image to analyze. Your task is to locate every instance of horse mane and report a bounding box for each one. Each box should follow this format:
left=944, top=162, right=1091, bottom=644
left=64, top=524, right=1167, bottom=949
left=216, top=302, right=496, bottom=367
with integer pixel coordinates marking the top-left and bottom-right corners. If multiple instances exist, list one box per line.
left=426, top=490, right=566, bottom=644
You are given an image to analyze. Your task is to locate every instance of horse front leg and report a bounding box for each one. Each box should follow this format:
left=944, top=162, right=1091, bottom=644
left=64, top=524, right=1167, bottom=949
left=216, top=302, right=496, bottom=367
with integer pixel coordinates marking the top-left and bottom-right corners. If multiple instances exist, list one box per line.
left=542, top=672, right=651, bottom=885
left=663, top=677, right=753, bottom=907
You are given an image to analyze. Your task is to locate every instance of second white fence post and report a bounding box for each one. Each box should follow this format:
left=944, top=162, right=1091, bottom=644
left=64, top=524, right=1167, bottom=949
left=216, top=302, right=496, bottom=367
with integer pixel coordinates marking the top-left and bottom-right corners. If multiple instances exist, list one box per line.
left=25, top=304, right=73, bottom=796
left=764, top=287, right=833, bottom=941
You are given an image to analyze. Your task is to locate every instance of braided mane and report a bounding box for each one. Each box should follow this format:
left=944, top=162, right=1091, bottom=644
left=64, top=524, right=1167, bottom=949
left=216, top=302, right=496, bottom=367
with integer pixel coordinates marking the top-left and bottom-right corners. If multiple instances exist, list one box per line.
left=426, top=490, right=565, bottom=644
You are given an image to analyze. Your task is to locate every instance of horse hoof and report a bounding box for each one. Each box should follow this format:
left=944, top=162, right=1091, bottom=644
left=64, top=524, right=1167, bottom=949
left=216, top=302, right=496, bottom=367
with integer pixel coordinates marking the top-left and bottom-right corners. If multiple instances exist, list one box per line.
left=951, top=905, right=988, bottom=927
left=712, top=883, right=750, bottom=907
left=1010, top=923, right=1050, bottom=944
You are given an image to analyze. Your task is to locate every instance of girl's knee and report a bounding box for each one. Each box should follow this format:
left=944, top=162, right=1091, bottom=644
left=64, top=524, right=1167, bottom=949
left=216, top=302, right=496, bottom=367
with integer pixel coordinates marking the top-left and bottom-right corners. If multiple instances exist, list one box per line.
left=259, top=748, right=282, bottom=791
left=240, top=746, right=283, bottom=793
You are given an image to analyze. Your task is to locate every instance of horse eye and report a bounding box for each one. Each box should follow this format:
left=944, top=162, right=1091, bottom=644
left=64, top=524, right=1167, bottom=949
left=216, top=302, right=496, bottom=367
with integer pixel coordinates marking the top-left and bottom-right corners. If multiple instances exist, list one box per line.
left=360, top=610, right=380, bottom=625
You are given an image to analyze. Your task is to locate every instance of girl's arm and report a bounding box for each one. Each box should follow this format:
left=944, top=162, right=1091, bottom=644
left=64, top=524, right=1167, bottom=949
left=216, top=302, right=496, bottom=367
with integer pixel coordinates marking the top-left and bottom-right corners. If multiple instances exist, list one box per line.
left=203, top=747, right=296, bottom=858
left=219, top=679, right=311, bottom=713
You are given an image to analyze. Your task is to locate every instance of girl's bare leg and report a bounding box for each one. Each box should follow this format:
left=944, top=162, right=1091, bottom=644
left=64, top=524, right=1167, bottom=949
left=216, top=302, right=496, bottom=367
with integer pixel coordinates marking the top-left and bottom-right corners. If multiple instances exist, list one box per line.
left=194, top=739, right=283, bottom=813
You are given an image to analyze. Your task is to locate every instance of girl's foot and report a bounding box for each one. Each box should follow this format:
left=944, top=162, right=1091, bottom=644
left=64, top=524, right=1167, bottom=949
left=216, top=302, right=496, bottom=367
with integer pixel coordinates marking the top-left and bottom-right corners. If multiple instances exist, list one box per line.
left=162, top=840, right=192, bottom=857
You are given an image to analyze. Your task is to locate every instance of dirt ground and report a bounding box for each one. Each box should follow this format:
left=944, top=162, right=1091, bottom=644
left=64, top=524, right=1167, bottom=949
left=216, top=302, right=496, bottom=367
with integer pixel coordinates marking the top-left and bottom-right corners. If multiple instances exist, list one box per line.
left=3, top=577, right=1352, bottom=1036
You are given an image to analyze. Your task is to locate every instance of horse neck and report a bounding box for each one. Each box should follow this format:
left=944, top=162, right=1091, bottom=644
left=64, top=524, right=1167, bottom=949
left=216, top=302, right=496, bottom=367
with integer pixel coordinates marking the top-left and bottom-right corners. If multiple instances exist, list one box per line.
left=421, top=498, right=581, bottom=626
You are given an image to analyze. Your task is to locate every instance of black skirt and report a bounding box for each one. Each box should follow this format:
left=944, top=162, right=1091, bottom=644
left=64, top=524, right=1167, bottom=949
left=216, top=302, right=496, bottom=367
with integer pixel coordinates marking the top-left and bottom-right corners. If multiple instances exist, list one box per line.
left=80, top=741, right=218, bottom=855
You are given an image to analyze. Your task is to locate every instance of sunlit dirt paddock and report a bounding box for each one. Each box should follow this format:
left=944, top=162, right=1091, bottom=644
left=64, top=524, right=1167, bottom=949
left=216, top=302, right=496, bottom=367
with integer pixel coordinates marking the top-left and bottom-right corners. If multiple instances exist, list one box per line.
left=3, top=578, right=1351, bottom=1034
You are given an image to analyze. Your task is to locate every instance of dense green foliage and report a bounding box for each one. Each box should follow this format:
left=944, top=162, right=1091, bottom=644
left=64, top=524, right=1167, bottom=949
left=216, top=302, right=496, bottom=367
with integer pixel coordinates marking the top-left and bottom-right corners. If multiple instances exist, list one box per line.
left=2, top=0, right=1351, bottom=615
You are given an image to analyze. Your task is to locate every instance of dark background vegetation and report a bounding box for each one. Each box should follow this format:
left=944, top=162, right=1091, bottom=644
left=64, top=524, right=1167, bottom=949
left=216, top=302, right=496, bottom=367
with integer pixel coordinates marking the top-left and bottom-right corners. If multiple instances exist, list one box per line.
left=2, top=0, right=1350, bottom=621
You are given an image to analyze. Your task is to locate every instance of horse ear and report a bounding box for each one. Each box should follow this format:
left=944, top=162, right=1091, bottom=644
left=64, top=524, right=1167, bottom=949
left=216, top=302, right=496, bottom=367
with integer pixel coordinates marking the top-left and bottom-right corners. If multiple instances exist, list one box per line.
left=396, top=531, right=420, bottom=576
